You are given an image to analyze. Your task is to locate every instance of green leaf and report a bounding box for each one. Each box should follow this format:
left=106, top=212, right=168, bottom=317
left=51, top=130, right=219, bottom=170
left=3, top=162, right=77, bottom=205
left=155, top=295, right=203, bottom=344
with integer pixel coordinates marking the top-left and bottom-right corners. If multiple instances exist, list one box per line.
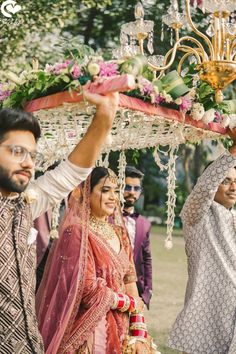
left=28, top=87, right=35, bottom=95
left=61, top=75, right=71, bottom=83
left=35, top=82, right=42, bottom=90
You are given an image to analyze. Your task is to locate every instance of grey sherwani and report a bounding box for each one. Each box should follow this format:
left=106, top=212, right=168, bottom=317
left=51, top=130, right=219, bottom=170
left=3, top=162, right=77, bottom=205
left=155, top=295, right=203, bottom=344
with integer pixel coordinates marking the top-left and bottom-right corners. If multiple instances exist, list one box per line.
left=0, top=196, right=44, bottom=354
left=0, top=161, right=91, bottom=353
left=168, top=151, right=236, bottom=354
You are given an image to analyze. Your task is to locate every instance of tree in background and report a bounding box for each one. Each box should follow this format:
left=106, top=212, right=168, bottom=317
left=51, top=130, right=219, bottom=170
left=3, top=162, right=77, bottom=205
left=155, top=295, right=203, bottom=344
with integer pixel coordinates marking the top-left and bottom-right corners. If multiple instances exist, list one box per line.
left=0, top=0, right=112, bottom=69
left=0, top=0, right=210, bottom=69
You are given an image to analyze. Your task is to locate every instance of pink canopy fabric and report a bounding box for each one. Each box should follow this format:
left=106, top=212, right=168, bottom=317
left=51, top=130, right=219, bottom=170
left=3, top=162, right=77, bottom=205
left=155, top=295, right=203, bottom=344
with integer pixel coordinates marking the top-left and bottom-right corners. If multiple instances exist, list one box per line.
left=24, top=77, right=225, bottom=135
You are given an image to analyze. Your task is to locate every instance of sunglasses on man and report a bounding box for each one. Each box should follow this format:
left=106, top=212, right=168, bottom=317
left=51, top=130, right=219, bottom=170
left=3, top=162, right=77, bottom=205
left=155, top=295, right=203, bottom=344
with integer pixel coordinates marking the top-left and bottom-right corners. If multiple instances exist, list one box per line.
left=124, top=184, right=142, bottom=192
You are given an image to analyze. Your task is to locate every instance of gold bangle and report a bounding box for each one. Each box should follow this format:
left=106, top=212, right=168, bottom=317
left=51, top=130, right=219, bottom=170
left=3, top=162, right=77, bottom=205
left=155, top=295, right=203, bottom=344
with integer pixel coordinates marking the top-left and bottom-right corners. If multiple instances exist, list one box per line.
left=129, top=323, right=147, bottom=331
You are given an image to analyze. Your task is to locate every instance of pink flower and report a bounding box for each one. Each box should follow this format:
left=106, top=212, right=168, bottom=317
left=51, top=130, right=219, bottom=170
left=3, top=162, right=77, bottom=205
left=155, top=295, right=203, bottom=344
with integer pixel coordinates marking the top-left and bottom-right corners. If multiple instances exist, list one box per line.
left=190, top=0, right=202, bottom=6
left=154, top=94, right=166, bottom=105
left=99, top=62, right=119, bottom=77
left=71, top=64, right=81, bottom=79
left=138, top=78, right=153, bottom=96
left=45, top=64, right=54, bottom=73
left=214, top=111, right=222, bottom=123
left=45, top=60, right=72, bottom=75
left=0, top=84, right=11, bottom=101
left=179, top=97, right=192, bottom=111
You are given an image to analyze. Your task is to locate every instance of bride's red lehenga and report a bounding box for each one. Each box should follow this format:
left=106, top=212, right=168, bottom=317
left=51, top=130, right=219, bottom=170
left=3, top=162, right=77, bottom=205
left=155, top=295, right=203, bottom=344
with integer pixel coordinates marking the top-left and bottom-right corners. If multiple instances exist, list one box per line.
left=36, top=176, right=137, bottom=354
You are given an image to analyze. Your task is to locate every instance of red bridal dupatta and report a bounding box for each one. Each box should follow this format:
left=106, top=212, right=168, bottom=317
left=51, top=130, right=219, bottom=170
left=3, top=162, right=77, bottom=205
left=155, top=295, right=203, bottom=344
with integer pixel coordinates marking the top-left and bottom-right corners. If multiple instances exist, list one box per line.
left=36, top=177, right=136, bottom=354
left=36, top=180, right=90, bottom=354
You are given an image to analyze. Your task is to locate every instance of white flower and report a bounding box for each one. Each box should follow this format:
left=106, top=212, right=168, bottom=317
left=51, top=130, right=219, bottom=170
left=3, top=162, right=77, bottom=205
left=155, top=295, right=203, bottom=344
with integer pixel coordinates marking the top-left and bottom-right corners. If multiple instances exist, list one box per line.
left=191, top=102, right=205, bottom=121
left=175, top=98, right=182, bottom=105
left=202, top=108, right=215, bottom=125
left=1, top=82, right=15, bottom=91
left=1, top=71, right=23, bottom=85
left=165, top=239, right=173, bottom=250
left=87, top=62, right=100, bottom=76
left=19, top=70, right=28, bottom=82
left=162, top=91, right=172, bottom=103
left=90, top=55, right=103, bottom=62
left=188, top=88, right=196, bottom=99
left=166, top=95, right=172, bottom=103
left=192, top=74, right=200, bottom=85
left=23, top=189, right=38, bottom=204
left=221, top=114, right=231, bottom=128
left=229, top=114, right=236, bottom=130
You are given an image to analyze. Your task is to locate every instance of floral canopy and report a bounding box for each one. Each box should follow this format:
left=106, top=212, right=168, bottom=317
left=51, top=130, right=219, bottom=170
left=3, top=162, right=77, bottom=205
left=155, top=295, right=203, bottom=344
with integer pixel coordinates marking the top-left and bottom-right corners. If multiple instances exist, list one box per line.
left=0, top=46, right=235, bottom=245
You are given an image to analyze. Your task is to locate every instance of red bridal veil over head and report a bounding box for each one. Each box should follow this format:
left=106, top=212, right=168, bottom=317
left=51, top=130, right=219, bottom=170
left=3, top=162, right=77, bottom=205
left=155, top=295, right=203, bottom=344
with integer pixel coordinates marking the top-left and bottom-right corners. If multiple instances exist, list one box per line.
left=36, top=177, right=91, bottom=353
left=36, top=170, right=127, bottom=354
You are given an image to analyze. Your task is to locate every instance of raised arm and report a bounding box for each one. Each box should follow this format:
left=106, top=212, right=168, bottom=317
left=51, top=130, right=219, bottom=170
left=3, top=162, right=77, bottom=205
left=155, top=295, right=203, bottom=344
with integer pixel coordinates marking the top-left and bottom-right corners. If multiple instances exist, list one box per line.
left=181, top=132, right=236, bottom=226
left=68, top=82, right=119, bottom=168
left=29, top=83, right=119, bottom=219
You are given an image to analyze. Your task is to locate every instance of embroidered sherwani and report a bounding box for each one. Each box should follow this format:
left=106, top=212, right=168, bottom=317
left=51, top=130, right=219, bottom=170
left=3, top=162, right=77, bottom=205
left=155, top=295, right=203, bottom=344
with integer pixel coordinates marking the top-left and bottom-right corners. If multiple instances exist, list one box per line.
left=0, top=197, right=43, bottom=354
left=0, top=160, right=91, bottom=354
left=168, top=151, right=236, bottom=354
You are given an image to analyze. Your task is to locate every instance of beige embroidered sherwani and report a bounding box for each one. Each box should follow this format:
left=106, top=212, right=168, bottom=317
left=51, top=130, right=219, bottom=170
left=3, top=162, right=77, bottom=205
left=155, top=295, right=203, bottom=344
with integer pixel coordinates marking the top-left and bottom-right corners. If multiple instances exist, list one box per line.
left=168, top=151, right=236, bottom=354
left=0, top=160, right=91, bottom=353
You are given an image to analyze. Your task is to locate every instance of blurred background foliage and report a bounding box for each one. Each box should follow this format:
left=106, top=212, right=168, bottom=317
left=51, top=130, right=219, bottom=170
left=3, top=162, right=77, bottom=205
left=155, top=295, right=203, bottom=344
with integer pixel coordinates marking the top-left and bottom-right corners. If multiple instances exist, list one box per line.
left=0, top=0, right=235, bottom=226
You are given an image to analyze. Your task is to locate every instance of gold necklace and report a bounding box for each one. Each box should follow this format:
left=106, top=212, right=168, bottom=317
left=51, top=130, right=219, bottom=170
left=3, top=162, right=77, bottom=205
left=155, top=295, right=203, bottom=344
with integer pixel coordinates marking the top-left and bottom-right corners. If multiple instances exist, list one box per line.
left=89, top=215, right=117, bottom=241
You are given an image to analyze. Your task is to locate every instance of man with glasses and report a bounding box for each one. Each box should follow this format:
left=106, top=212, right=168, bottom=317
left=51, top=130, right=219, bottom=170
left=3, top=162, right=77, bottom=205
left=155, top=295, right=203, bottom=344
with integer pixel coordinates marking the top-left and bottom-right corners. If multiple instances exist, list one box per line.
left=123, top=165, right=153, bottom=309
left=0, top=86, right=118, bottom=354
left=168, top=129, right=236, bottom=354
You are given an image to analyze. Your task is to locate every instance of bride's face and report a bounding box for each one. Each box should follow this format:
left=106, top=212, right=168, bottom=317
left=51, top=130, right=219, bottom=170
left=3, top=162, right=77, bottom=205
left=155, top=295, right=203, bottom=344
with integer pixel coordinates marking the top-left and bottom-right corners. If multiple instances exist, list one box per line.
left=90, top=176, right=119, bottom=219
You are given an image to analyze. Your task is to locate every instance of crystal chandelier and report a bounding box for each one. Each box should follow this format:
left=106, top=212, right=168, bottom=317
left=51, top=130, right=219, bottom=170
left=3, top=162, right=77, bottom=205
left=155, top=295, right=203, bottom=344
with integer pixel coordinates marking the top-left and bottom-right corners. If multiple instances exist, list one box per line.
left=117, top=0, right=236, bottom=103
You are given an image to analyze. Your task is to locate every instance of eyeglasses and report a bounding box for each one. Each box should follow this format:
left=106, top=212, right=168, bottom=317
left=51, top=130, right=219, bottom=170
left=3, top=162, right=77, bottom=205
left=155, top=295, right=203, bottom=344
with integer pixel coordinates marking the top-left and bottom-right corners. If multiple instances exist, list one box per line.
left=0, top=145, right=44, bottom=167
left=221, top=178, right=236, bottom=186
left=124, top=184, right=142, bottom=192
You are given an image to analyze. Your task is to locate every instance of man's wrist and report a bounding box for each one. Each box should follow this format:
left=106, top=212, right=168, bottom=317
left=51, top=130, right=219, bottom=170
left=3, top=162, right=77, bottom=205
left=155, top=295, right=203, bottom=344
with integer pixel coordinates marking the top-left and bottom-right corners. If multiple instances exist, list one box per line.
left=91, top=113, right=113, bottom=130
left=96, top=105, right=116, bottom=118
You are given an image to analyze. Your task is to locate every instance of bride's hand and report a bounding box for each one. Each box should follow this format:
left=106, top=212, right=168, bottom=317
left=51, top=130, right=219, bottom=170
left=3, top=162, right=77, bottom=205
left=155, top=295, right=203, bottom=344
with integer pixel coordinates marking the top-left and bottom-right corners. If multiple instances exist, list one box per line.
left=136, top=297, right=144, bottom=312
left=133, top=340, right=149, bottom=354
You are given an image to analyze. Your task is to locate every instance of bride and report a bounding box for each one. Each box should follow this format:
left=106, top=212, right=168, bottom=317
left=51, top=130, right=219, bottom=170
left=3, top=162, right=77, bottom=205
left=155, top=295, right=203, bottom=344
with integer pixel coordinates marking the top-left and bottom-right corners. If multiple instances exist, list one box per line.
left=36, top=167, right=158, bottom=354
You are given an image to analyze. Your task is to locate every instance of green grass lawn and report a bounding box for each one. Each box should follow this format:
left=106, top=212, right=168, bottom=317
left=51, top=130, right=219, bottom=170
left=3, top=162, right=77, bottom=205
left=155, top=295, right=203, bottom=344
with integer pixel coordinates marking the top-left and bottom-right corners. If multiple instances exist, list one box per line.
left=144, top=226, right=188, bottom=354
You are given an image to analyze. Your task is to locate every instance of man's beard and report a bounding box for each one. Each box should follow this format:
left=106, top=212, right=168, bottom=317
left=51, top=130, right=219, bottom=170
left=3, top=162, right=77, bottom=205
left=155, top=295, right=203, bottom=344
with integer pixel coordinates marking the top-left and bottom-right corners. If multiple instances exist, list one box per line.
left=124, top=196, right=137, bottom=208
left=0, top=165, right=30, bottom=194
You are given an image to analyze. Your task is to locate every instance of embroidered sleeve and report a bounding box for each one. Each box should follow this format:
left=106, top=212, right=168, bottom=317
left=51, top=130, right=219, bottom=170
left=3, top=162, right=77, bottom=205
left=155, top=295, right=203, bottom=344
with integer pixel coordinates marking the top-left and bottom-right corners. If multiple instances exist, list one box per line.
left=181, top=151, right=236, bottom=226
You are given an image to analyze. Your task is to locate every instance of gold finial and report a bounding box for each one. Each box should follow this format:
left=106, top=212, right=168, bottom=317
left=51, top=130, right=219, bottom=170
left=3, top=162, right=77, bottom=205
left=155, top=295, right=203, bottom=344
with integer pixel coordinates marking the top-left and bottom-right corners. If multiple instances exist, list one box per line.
left=215, top=89, right=224, bottom=103
left=134, top=2, right=144, bottom=20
